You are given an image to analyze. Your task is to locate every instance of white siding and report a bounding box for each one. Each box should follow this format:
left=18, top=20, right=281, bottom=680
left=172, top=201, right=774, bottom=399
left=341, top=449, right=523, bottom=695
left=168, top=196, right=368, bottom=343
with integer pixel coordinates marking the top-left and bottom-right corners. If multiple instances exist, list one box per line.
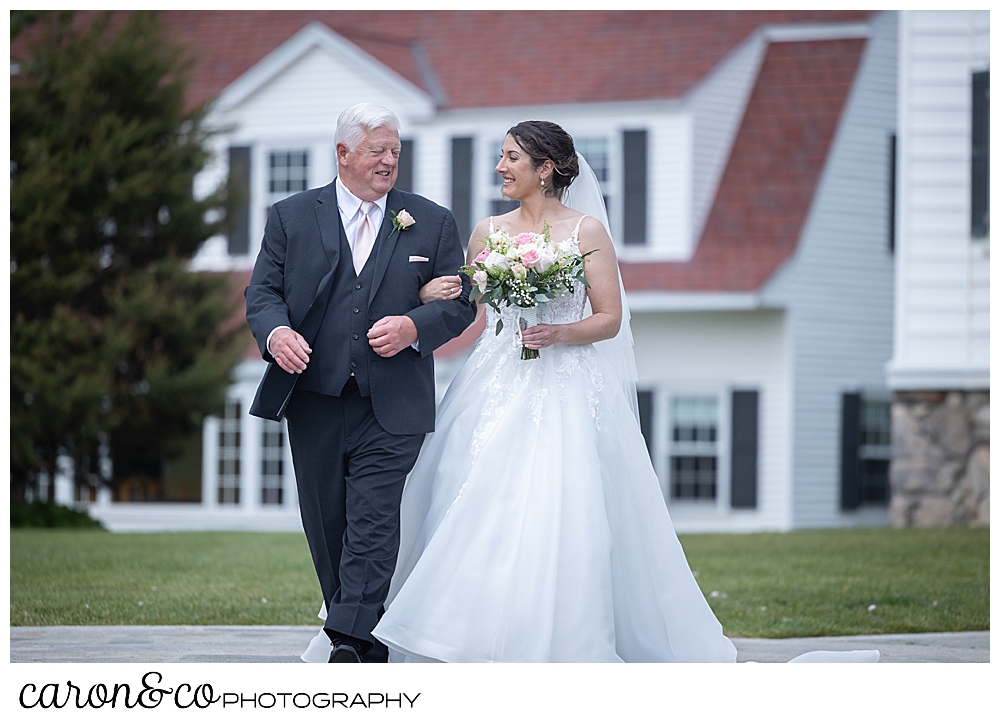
left=764, top=11, right=898, bottom=528
left=887, top=9, right=990, bottom=389
left=414, top=101, right=694, bottom=259
left=631, top=309, right=792, bottom=533
left=191, top=31, right=432, bottom=271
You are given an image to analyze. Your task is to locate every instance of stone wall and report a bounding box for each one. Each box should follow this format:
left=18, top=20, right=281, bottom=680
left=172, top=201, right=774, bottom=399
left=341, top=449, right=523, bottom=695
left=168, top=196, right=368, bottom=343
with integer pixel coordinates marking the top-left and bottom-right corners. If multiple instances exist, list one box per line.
left=890, top=391, right=989, bottom=527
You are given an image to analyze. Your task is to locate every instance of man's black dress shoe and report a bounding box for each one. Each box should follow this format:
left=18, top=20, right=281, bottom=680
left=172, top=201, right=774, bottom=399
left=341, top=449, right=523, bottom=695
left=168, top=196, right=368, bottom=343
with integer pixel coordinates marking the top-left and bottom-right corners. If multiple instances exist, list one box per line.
left=329, top=641, right=362, bottom=663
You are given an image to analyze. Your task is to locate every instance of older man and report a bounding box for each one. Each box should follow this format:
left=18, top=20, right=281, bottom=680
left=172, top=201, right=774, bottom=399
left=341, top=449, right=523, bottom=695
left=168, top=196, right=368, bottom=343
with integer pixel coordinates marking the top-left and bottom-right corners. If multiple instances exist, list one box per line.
left=245, top=103, right=475, bottom=662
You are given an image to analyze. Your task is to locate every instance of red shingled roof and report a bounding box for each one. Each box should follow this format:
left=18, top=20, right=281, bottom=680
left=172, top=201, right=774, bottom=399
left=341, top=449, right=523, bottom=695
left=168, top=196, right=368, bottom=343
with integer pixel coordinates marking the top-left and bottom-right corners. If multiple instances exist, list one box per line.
left=620, top=38, right=866, bottom=294
left=11, top=11, right=873, bottom=357
left=103, top=10, right=869, bottom=111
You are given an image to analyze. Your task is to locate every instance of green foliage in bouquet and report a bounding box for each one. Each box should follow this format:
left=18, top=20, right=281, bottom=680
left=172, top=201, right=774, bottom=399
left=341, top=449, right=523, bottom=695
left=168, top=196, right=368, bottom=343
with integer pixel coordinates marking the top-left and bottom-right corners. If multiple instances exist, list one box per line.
left=460, top=222, right=594, bottom=336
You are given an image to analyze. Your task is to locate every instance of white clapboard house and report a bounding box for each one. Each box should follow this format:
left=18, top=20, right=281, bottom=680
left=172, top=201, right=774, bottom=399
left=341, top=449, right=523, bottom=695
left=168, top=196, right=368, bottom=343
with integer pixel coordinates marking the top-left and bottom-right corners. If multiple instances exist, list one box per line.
left=74, top=10, right=911, bottom=533
left=886, top=10, right=990, bottom=527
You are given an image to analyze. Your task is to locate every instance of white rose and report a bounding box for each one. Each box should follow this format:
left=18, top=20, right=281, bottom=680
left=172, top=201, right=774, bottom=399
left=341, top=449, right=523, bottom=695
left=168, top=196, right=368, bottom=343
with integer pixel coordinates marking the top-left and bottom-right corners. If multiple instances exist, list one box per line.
left=395, top=209, right=416, bottom=228
left=537, top=248, right=557, bottom=272
left=511, top=262, right=527, bottom=278
left=558, top=240, right=579, bottom=255
left=484, top=251, right=510, bottom=272
left=472, top=269, right=488, bottom=293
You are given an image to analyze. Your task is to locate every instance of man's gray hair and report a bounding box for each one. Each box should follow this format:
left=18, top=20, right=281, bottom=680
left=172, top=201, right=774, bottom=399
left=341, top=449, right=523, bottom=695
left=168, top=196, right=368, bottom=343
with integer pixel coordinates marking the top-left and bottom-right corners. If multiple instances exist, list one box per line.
left=335, top=103, right=401, bottom=151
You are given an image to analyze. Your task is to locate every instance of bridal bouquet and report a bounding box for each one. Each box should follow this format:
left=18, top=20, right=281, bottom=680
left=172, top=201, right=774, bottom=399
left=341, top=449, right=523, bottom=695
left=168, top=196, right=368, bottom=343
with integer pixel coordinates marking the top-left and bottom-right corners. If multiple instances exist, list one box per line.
left=460, top=222, right=592, bottom=360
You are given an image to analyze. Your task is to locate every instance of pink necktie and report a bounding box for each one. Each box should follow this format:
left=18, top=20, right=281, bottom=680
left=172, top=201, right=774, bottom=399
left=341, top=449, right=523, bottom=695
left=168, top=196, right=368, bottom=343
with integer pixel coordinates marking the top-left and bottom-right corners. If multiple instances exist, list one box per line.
left=352, top=201, right=375, bottom=275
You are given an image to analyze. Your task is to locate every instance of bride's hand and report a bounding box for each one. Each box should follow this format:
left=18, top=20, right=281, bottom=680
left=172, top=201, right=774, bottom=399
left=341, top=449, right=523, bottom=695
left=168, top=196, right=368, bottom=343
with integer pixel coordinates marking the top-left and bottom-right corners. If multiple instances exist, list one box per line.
left=520, top=323, right=562, bottom=350
left=419, top=275, right=463, bottom=304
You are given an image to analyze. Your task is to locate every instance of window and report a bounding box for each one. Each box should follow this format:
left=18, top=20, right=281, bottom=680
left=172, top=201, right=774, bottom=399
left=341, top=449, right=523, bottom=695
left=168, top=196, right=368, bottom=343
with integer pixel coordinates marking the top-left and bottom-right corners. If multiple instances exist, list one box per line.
left=261, top=419, right=285, bottom=505
left=490, top=140, right=519, bottom=217
left=491, top=141, right=505, bottom=188
left=575, top=137, right=610, bottom=183
left=840, top=393, right=891, bottom=509
left=669, top=396, right=718, bottom=500
left=971, top=70, right=989, bottom=238
left=858, top=398, right=891, bottom=504
left=268, top=151, right=309, bottom=195
left=575, top=137, right=612, bottom=224
left=217, top=399, right=241, bottom=505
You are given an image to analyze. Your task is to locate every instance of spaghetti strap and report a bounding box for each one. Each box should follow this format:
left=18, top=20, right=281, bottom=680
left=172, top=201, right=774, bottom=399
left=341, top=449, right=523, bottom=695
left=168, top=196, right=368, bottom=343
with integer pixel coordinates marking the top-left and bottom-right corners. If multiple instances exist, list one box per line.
left=570, top=215, right=587, bottom=241
left=489, top=216, right=495, bottom=234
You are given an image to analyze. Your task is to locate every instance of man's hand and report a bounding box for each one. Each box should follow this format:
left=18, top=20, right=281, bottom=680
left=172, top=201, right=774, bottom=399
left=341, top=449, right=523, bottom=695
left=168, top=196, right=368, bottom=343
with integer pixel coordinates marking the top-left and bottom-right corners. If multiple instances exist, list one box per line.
left=368, top=316, right=418, bottom=358
left=270, top=328, right=311, bottom=373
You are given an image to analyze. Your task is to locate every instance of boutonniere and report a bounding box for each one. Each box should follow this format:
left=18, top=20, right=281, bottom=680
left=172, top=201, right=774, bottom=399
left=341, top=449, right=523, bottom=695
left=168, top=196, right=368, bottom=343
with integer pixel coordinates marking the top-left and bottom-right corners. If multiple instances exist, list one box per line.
left=391, top=209, right=416, bottom=233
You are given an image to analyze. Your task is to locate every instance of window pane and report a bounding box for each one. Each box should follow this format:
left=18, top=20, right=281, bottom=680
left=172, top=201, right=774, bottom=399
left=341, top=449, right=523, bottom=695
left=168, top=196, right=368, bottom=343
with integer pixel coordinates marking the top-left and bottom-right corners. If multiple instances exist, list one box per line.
left=860, top=399, right=891, bottom=448
left=217, top=399, right=241, bottom=505
left=575, top=137, right=609, bottom=183
left=669, top=396, right=718, bottom=501
left=268, top=151, right=309, bottom=195
left=860, top=459, right=889, bottom=503
left=491, top=141, right=504, bottom=186
left=670, top=456, right=717, bottom=500
left=260, top=419, right=285, bottom=505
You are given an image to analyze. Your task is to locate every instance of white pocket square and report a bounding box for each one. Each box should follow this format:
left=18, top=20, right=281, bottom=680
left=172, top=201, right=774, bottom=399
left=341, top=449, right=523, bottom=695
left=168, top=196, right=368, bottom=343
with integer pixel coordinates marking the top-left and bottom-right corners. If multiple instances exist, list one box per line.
left=409, top=255, right=429, bottom=262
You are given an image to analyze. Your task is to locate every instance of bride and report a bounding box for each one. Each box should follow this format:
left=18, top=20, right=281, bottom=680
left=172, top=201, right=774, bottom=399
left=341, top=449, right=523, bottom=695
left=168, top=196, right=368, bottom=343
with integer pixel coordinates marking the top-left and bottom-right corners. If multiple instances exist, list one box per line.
left=304, top=121, right=877, bottom=663
left=369, top=120, right=740, bottom=663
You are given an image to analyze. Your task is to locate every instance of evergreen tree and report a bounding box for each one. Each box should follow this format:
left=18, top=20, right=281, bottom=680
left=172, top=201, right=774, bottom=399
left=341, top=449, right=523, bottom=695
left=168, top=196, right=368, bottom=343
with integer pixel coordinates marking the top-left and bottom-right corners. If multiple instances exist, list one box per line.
left=11, top=11, right=245, bottom=501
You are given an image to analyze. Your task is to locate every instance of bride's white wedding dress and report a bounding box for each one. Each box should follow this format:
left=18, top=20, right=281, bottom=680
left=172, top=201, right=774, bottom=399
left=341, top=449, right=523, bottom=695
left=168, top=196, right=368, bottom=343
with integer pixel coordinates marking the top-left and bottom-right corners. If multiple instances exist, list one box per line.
left=297, top=215, right=878, bottom=664
left=371, top=218, right=740, bottom=662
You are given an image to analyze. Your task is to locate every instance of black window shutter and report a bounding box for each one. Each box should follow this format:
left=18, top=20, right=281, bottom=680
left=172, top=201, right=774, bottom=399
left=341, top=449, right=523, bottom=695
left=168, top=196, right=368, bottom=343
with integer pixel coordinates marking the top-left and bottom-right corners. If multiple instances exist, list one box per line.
left=396, top=139, right=414, bottom=193
left=730, top=390, right=758, bottom=509
left=227, top=146, right=251, bottom=256
left=622, top=130, right=647, bottom=245
left=971, top=70, right=989, bottom=238
left=840, top=392, right=862, bottom=510
left=888, top=133, right=897, bottom=254
left=451, top=137, right=474, bottom=241
left=637, top=390, right=654, bottom=456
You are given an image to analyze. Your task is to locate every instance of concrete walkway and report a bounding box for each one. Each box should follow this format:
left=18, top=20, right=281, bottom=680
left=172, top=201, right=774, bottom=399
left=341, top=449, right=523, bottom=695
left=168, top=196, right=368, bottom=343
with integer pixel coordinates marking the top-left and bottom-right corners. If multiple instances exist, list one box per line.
left=9, top=626, right=989, bottom=663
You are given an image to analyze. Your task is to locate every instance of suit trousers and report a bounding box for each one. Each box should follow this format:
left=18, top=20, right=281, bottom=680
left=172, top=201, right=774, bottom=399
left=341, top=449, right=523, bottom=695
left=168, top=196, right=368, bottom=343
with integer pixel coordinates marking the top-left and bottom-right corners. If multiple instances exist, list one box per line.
left=284, top=379, right=424, bottom=662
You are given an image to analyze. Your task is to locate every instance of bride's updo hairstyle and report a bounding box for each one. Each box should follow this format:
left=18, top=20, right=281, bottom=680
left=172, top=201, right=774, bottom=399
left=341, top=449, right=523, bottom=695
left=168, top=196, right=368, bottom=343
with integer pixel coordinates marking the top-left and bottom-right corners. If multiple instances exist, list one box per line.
left=506, top=121, right=580, bottom=200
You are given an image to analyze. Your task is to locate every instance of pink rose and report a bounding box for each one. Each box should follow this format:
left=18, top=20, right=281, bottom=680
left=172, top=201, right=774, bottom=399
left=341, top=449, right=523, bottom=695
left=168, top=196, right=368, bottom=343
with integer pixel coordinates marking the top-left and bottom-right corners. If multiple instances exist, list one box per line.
left=520, top=249, right=541, bottom=268
left=513, top=233, right=535, bottom=246
left=475, top=248, right=490, bottom=263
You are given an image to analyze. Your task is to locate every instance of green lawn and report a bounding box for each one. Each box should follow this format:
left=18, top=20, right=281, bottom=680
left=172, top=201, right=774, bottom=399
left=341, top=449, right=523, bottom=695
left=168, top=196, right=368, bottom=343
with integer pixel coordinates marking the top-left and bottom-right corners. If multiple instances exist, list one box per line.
left=11, top=530, right=321, bottom=627
left=680, top=527, right=989, bottom=637
left=10, top=527, right=989, bottom=637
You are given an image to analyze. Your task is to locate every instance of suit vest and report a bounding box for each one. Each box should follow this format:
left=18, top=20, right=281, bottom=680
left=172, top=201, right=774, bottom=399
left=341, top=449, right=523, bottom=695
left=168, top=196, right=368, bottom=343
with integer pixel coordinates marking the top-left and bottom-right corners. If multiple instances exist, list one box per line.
left=296, top=227, right=377, bottom=398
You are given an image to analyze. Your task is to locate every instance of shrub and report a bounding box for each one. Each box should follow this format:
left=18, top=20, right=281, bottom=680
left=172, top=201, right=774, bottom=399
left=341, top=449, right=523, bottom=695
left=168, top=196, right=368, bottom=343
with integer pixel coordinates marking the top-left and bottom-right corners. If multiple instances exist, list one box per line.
left=11, top=501, right=104, bottom=529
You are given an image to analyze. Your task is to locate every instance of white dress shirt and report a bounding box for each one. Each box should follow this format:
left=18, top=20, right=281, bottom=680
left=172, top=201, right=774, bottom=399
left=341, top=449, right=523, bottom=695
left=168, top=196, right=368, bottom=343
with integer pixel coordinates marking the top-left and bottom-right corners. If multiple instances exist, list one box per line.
left=266, top=179, right=418, bottom=357
left=335, top=176, right=387, bottom=253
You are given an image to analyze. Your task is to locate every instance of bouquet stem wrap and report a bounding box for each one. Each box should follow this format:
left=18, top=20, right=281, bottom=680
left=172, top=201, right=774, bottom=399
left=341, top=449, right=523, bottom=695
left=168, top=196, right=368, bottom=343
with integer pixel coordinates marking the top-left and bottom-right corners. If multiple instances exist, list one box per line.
left=517, top=306, right=540, bottom=360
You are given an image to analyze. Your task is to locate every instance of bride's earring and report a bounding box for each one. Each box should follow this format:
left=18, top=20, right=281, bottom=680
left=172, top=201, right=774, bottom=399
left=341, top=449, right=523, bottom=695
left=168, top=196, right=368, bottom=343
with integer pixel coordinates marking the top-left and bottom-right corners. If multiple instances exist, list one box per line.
left=540, top=179, right=545, bottom=188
